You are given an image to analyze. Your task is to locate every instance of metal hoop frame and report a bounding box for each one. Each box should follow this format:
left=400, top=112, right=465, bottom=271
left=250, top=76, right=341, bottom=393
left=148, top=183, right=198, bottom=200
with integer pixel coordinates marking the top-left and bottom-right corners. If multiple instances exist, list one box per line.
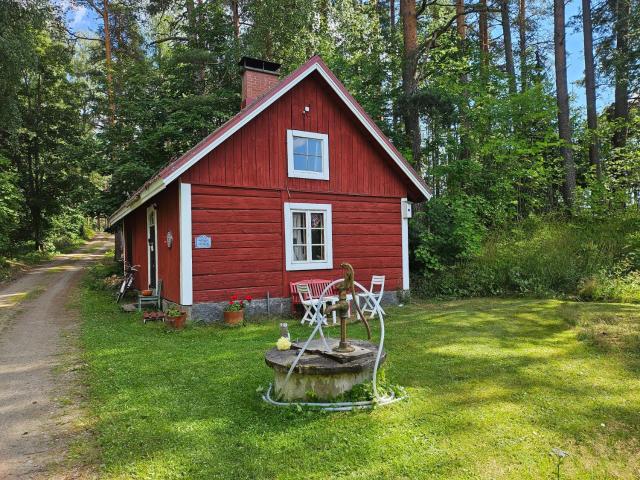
left=261, top=278, right=406, bottom=411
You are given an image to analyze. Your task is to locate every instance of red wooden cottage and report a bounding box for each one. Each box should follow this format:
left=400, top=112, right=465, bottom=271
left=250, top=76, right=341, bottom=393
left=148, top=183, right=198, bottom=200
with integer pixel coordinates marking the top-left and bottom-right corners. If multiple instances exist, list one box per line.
left=108, top=56, right=431, bottom=320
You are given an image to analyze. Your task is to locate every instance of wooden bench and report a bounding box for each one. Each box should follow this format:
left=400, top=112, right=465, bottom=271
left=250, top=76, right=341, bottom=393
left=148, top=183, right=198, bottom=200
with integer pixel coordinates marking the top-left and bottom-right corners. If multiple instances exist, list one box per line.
left=289, top=280, right=337, bottom=315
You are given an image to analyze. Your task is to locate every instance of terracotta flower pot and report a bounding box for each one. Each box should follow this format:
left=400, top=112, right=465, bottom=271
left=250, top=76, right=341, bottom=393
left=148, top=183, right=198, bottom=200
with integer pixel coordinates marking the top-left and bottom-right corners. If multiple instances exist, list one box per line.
left=167, top=312, right=186, bottom=330
left=224, top=310, right=244, bottom=325
left=141, top=289, right=152, bottom=296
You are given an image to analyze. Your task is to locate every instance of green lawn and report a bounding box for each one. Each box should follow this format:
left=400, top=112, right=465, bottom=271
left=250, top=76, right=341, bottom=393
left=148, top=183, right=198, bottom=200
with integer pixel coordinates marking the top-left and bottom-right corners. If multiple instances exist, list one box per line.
left=79, top=286, right=640, bottom=479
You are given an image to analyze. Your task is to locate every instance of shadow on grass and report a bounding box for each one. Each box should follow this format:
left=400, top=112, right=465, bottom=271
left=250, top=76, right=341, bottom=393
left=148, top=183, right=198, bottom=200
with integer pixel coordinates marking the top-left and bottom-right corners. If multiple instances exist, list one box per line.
left=82, top=293, right=640, bottom=479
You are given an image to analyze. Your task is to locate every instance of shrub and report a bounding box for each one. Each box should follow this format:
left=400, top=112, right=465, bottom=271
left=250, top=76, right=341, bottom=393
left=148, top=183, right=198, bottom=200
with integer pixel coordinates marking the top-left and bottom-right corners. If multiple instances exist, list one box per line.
left=413, top=212, right=640, bottom=302
left=84, top=252, right=121, bottom=291
left=578, top=272, right=640, bottom=304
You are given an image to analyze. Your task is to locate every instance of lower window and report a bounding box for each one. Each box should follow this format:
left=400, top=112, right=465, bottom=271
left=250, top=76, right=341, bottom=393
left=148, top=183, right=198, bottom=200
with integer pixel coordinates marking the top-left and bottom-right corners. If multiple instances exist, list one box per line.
left=284, top=203, right=333, bottom=271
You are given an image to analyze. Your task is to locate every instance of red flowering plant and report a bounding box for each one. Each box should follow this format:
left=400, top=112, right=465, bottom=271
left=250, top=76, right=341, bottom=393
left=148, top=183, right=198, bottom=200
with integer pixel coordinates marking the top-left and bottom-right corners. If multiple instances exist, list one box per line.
left=223, top=294, right=252, bottom=312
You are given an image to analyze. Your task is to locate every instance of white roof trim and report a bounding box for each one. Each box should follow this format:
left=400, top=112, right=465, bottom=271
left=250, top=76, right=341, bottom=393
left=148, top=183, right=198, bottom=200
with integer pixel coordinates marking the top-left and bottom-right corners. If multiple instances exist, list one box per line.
left=109, top=59, right=430, bottom=226
left=313, top=66, right=431, bottom=200
left=109, top=178, right=165, bottom=225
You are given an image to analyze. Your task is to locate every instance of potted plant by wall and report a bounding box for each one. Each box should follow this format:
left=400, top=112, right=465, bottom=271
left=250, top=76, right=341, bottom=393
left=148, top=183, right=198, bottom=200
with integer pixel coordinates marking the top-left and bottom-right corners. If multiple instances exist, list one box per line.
left=223, top=295, right=252, bottom=325
left=166, top=306, right=187, bottom=330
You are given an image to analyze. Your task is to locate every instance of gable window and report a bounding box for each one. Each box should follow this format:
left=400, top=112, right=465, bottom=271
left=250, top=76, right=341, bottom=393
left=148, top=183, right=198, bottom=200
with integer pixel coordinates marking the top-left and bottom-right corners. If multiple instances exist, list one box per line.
left=284, top=203, right=333, bottom=271
left=287, top=130, right=329, bottom=180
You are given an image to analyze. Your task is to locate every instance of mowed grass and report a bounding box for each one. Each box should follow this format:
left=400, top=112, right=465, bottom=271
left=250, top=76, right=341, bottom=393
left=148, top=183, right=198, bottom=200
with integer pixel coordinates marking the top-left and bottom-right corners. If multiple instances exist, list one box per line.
left=79, top=287, right=640, bottom=479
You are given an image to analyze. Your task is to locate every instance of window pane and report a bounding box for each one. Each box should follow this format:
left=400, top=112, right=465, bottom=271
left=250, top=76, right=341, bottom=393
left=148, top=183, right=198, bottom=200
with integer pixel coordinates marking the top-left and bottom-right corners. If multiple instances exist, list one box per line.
left=310, top=156, right=323, bottom=172
left=293, top=245, right=307, bottom=261
left=311, top=245, right=324, bottom=261
left=294, top=154, right=308, bottom=171
left=292, top=228, right=306, bottom=245
left=310, top=213, right=324, bottom=228
left=311, top=228, right=324, bottom=245
left=293, top=136, right=307, bottom=154
left=291, top=135, right=325, bottom=174
left=308, top=138, right=322, bottom=156
left=292, top=212, right=306, bottom=228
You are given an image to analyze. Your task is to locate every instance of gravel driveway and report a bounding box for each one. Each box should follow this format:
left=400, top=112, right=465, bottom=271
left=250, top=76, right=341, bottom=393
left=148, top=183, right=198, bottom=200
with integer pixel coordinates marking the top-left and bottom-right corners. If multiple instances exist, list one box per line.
left=0, top=234, right=113, bottom=479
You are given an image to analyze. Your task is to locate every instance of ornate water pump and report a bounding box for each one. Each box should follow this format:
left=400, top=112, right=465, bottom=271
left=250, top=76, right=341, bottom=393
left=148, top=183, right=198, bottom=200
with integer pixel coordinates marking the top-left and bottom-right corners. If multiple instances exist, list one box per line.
left=324, top=263, right=372, bottom=353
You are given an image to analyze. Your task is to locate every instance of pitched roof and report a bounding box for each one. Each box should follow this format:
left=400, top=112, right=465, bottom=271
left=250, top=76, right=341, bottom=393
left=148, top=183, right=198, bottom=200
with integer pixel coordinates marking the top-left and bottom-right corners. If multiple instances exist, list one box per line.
left=109, top=55, right=431, bottom=225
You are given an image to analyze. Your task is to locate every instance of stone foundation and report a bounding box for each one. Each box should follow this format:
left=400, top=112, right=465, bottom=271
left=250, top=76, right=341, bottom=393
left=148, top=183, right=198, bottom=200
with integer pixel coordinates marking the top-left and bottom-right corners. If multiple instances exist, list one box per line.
left=189, top=290, right=401, bottom=323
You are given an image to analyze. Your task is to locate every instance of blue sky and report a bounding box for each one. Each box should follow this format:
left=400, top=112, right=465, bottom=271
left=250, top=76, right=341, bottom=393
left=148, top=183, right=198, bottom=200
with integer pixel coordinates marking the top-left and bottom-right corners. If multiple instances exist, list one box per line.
left=62, top=0, right=610, bottom=114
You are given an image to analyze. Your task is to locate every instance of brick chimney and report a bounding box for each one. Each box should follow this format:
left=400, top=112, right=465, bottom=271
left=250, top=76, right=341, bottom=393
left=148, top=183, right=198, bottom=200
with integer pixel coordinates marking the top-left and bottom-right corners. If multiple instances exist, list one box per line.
left=239, top=56, right=281, bottom=108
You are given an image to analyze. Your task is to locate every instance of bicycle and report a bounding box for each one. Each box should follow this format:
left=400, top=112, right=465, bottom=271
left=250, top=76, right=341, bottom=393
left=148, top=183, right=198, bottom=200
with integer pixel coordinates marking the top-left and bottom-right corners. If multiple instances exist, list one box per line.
left=116, top=262, right=140, bottom=303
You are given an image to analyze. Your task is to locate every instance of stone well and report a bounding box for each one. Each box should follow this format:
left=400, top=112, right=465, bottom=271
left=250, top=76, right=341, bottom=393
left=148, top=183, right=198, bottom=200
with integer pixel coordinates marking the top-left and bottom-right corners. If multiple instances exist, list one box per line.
left=264, top=338, right=385, bottom=402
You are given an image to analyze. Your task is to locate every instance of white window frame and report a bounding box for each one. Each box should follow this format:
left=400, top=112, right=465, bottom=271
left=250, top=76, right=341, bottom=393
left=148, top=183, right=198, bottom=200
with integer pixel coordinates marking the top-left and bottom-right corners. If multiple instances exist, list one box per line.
left=284, top=202, right=333, bottom=271
left=287, top=129, right=329, bottom=180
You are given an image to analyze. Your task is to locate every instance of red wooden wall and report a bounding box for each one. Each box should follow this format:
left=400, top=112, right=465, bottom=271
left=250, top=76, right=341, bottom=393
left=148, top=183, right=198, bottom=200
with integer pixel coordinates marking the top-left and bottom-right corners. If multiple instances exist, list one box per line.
left=123, top=183, right=180, bottom=303
left=156, top=183, right=181, bottom=303
left=180, top=72, right=413, bottom=198
left=124, top=207, right=147, bottom=290
left=182, top=71, right=409, bottom=303
left=190, top=186, right=403, bottom=303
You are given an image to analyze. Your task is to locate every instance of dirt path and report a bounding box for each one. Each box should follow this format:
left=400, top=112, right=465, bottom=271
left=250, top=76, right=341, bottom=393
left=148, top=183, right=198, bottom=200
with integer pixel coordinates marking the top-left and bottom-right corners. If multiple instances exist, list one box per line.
left=0, top=234, right=113, bottom=479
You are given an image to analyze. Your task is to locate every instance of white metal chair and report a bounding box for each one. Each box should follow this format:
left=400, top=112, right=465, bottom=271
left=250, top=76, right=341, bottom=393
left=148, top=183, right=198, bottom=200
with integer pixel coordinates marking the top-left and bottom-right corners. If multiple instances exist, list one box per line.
left=296, top=284, right=327, bottom=325
left=357, top=275, right=386, bottom=320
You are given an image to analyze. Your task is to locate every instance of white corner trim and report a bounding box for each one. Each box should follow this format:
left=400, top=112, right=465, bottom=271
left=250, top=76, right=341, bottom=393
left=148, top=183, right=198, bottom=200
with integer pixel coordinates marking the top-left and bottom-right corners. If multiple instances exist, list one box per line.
left=401, top=198, right=410, bottom=291
left=179, top=183, right=193, bottom=306
left=313, top=66, right=431, bottom=200
left=287, top=129, right=329, bottom=180
left=284, top=202, right=333, bottom=271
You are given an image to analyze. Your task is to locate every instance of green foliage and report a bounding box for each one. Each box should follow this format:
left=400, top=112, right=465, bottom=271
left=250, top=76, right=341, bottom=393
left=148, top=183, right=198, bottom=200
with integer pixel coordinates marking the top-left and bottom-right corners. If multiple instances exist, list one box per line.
left=578, top=272, right=640, bottom=303
left=413, top=194, right=486, bottom=271
left=84, top=252, right=121, bottom=291
left=414, top=212, right=640, bottom=299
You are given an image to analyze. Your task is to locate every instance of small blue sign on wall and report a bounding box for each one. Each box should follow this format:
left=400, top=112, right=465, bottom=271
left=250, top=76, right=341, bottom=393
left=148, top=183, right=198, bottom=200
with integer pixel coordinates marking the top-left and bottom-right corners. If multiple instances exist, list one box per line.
left=194, top=234, right=212, bottom=249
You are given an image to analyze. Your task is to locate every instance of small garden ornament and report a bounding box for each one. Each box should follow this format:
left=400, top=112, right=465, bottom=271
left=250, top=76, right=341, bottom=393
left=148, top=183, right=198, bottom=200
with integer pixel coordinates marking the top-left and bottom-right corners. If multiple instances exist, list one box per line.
left=550, top=448, right=569, bottom=479
left=276, top=336, right=291, bottom=351
left=223, top=294, right=252, bottom=325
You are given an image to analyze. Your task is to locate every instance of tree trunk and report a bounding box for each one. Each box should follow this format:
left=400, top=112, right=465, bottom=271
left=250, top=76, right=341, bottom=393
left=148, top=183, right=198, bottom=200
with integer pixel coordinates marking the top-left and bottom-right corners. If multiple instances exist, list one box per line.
left=612, top=0, right=630, bottom=149
left=456, top=0, right=471, bottom=161
left=391, top=0, right=396, bottom=26
left=553, top=0, right=576, bottom=207
left=400, top=0, right=422, bottom=170
left=479, top=0, right=490, bottom=76
left=501, top=0, right=517, bottom=93
left=582, top=0, right=601, bottom=178
left=231, top=0, right=240, bottom=41
left=518, top=0, right=527, bottom=91
left=102, top=0, right=115, bottom=125
left=456, top=0, right=466, bottom=39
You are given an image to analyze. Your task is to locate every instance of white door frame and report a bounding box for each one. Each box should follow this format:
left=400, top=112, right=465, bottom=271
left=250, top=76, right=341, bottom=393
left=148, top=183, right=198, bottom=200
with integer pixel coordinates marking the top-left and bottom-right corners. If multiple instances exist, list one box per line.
left=146, top=205, right=159, bottom=289
left=179, top=182, right=193, bottom=305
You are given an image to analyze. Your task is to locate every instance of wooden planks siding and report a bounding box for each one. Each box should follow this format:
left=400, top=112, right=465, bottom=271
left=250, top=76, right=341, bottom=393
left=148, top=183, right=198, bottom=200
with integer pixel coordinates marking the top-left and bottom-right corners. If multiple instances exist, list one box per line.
left=191, top=186, right=402, bottom=303
left=123, top=184, right=181, bottom=302
left=124, top=207, right=148, bottom=290
left=180, top=72, right=409, bottom=198
left=155, top=183, right=181, bottom=303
